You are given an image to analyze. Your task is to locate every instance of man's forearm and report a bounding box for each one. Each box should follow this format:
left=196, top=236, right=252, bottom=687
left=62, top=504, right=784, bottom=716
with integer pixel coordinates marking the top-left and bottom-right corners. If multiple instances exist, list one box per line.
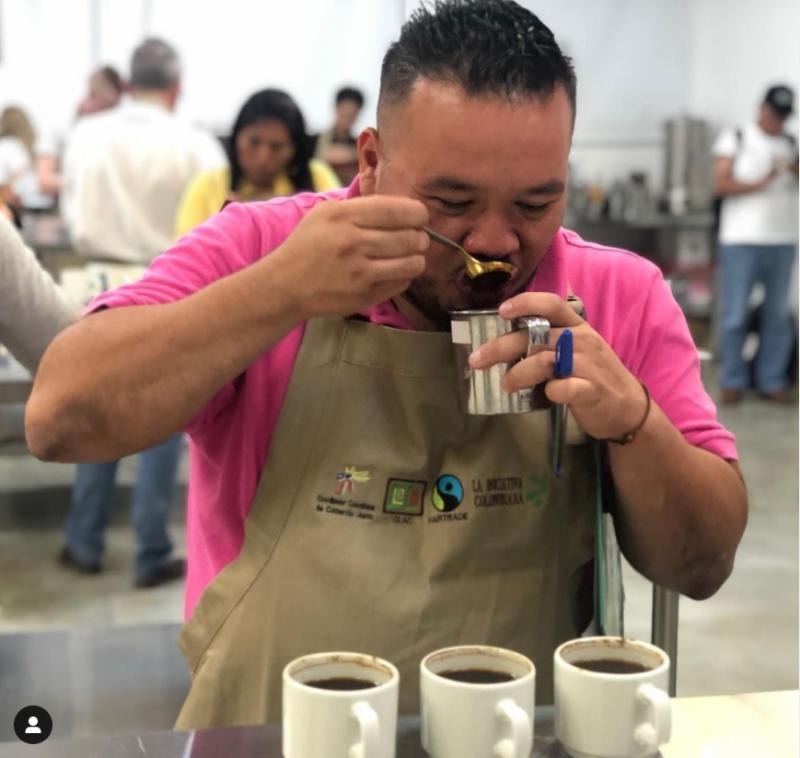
left=713, top=177, right=765, bottom=197
left=26, top=254, right=305, bottom=462
left=607, top=401, right=747, bottom=600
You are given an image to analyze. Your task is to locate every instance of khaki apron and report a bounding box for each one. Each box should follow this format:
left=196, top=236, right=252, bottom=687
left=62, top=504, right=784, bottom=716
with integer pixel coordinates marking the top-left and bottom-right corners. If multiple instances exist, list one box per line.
left=176, top=316, right=597, bottom=729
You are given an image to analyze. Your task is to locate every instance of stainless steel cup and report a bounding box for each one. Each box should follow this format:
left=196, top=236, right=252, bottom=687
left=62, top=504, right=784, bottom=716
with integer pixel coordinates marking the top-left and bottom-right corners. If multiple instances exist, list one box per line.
left=450, top=309, right=551, bottom=415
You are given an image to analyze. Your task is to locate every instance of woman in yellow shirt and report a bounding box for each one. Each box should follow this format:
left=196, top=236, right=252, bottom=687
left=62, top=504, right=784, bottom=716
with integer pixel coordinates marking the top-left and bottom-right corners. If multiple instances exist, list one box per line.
left=176, top=89, right=340, bottom=236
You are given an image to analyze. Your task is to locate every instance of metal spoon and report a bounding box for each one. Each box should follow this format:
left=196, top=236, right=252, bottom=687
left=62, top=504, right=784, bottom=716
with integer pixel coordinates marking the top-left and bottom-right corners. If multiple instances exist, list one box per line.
left=423, top=226, right=517, bottom=286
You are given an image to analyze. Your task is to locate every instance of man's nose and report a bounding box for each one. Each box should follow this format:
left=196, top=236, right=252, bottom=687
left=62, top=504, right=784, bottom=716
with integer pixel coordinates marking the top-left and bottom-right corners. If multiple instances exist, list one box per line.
left=462, top=216, right=520, bottom=257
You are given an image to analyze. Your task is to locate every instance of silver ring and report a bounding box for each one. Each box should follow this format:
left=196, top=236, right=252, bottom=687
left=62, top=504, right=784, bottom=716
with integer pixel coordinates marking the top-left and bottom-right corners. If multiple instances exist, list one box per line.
left=515, top=316, right=550, bottom=358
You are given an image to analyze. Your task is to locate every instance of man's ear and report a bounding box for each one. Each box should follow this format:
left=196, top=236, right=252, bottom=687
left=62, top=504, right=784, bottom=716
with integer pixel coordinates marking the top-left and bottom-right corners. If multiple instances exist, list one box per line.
left=357, top=128, right=381, bottom=195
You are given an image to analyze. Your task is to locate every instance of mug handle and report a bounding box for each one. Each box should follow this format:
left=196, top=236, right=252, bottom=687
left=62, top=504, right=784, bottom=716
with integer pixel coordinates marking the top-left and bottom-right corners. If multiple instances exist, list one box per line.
left=348, top=701, right=381, bottom=758
left=493, top=698, right=533, bottom=758
left=633, top=683, right=672, bottom=752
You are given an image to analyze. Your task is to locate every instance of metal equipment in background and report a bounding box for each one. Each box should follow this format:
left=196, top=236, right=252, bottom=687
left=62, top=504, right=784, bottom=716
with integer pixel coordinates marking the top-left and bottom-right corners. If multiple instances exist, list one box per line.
left=664, top=116, right=714, bottom=217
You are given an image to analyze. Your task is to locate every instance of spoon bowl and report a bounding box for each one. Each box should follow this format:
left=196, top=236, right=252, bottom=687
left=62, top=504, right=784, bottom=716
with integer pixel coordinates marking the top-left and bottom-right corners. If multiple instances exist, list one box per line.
left=423, top=226, right=517, bottom=286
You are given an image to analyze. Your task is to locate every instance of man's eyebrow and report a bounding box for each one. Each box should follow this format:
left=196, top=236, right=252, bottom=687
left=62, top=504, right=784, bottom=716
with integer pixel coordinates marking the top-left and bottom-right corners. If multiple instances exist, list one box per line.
left=522, top=180, right=565, bottom=195
left=419, top=177, right=565, bottom=195
left=419, top=176, right=477, bottom=192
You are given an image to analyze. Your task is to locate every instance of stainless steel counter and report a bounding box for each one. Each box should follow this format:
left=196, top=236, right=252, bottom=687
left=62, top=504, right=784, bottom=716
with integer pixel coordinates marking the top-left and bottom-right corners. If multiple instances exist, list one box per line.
left=1, top=692, right=796, bottom=757
left=0, top=713, right=564, bottom=757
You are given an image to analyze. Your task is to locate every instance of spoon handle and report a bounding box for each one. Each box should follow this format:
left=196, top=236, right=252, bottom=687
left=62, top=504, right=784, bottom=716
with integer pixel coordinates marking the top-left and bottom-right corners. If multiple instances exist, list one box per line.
left=422, top=226, right=462, bottom=252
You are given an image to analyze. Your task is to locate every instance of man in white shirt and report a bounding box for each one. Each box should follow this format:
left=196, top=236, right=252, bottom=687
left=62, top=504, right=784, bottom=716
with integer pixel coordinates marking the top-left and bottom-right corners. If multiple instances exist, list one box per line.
left=59, top=38, right=225, bottom=587
left=61, top=41, right=225, bottom=263
left=712, top=84, right=799, bottom=404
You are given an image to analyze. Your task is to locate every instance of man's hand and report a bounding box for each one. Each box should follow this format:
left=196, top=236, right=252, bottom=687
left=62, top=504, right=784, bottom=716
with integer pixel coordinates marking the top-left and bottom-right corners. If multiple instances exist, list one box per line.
left=467, top=293, right=645, bottom=440
left=271, top=196, right=430, bottom=320
left=468, top=291, right=747, bottom=600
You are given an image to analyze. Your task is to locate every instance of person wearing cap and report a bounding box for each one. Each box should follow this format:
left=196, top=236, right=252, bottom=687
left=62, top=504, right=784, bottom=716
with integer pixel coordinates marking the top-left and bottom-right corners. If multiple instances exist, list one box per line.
left=712, top=84, right=799, bottom=404
left=27, top=0, right=746, bottom=726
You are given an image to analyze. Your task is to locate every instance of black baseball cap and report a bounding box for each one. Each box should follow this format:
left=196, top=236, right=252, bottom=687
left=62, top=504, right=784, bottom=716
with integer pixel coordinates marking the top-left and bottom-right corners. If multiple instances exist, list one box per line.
left=764, top=84, right=794, bottom=117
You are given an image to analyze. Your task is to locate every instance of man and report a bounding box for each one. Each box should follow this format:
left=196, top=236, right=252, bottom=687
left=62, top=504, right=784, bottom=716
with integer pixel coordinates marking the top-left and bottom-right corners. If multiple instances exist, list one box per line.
left=314, top=86, right=365, bottom=184
left=27, top=0, right=746, bottom=725
left=712, top=84, right=799, bottom=404
left=58, top=38, right=226, bottom=587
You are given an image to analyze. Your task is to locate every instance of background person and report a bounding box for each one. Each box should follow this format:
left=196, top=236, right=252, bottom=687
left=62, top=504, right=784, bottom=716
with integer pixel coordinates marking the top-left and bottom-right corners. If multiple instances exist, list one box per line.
left=61, top=38, right=226, bottom=261
left=0, top=106, right=55, bottom=216
left=313, top=86, right=365, bottom=184
left=76, top=65, right=124, bottom=118
left=58, top=37, right=226, bottom=588
left=712, top=84, right=799, bottom=404
left=175, top=88, right=339, bottom=237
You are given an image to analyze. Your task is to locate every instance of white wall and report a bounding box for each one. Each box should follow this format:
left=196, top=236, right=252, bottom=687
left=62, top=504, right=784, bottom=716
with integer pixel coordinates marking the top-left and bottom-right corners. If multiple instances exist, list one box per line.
left=0, top=0, right=94, bottom=148
left=687, top=0, right=800, bottom=133
left=0, top=0, right=405, bottom=147
left=403, top=0, right=692, bottom=186
left=122, top=0, right=405, bottom=134
left=0, top=0, right=797, bottom=184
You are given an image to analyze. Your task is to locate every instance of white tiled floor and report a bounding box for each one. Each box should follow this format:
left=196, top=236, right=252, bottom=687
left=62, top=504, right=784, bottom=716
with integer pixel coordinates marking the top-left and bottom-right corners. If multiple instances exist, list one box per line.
left=0, top=528, right=184, bottom=633
left=622, top=392, right=799, bottom=696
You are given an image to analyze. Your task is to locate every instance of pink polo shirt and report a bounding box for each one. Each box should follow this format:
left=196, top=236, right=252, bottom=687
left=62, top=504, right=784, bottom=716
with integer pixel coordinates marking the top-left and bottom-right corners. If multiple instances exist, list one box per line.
left=89, top=180, right=737, bottom=617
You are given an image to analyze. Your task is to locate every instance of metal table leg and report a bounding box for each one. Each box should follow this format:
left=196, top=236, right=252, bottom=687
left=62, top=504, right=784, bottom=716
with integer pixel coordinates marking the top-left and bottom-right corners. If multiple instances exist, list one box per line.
left=651, top=585, right=679, bottom=696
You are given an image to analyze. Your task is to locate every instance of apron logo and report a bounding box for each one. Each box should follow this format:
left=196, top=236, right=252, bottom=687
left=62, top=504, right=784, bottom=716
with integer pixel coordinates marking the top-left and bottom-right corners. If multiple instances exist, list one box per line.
left=383, top=479, right=426, bottom=516
left=525, top=475, right=548, bottom=508
left=470, top=475, right=548, bottom=508
left=432, top=475, right=464, bottom=512
left=335, top=467, right=370, bottom=495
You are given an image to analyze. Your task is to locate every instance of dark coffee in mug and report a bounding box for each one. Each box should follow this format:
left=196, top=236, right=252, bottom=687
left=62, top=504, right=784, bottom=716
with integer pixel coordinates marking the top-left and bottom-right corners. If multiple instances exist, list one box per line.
left=573, top=659, right=651, bottom=675
left=305, top=677, right=377, bottom=691
left=439, top=668, right=516, bottom=684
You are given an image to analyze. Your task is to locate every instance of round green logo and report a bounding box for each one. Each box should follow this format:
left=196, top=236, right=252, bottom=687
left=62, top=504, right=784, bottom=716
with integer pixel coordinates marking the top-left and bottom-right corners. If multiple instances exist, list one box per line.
left=432, top=475, right=464, bottom=512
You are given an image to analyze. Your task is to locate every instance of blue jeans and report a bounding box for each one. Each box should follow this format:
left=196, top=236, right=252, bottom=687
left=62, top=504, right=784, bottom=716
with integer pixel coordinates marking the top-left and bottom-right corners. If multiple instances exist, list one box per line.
left=718, top=243, right=797, bottom=393
left=65, top=434, right=183, bottom=579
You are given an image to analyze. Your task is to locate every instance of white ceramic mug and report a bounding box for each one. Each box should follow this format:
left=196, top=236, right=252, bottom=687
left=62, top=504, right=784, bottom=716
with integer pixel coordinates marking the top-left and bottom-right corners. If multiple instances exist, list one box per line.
left=420, top=645, right=535, bottom=758
left=554, top=636, right=671, bottom=758
left=282, top=651, right=399, bottom=758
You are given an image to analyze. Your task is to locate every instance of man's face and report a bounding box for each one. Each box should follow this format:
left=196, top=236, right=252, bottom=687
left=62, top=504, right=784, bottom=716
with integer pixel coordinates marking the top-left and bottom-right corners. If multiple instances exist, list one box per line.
left=361, top=80, right=572, bottom=324
left=760, top=104, right=789, bottom=136
left=335, top=99, right=361, bottom=133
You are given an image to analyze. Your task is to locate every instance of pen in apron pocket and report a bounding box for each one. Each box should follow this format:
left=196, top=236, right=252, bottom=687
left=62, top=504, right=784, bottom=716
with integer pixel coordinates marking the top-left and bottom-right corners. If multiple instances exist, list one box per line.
left=551, top=329, right=573, bottom=478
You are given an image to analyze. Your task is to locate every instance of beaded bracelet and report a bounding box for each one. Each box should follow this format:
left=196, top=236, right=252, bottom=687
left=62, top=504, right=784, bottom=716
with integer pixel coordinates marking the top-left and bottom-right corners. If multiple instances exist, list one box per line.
left=600, top=381, right=651, bottom=445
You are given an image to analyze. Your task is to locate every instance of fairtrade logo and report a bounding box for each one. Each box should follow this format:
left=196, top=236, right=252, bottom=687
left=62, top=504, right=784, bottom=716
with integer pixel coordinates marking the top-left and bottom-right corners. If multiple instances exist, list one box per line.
left=432, top=475, right=464, bottom=512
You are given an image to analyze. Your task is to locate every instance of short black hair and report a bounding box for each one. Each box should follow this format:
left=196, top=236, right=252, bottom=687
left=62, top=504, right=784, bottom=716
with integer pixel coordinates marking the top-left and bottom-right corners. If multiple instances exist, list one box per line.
left=379, top=0, right=576, bottom=117
left=336, top=87, right=365, bottom=108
